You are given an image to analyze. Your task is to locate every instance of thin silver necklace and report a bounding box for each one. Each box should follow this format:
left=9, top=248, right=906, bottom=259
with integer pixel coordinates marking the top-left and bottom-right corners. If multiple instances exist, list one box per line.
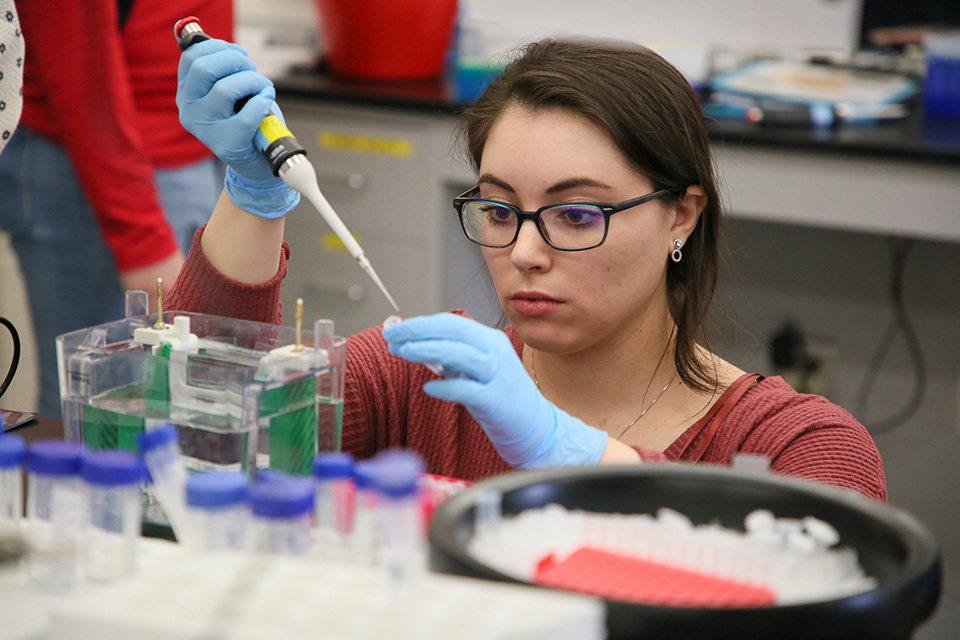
left=529, top=350, right=677, bottom=441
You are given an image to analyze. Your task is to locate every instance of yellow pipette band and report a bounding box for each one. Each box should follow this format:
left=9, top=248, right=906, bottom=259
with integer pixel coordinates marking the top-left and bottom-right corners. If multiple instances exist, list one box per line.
left=259, top=115, right=294, bottom=144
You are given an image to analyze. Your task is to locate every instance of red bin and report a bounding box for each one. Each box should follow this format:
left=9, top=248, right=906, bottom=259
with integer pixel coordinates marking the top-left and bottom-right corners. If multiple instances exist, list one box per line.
left=315, top=0, right=458, bottom=80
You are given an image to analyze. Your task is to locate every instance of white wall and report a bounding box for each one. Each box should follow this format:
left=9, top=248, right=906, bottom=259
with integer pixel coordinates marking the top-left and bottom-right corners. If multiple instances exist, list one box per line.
left=238, top=0, right=862, bottom=51
left=0, top=235, right=36, bottom=412
left=459, top=0, right=863, bottom=52
left=236, top=0, right=863, bottom=82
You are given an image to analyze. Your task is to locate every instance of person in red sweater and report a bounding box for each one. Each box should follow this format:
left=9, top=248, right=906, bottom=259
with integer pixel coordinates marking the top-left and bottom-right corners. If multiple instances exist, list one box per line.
left=168, top=37, right=886, bottom=502
left=0, top=0, right=231, bottom=419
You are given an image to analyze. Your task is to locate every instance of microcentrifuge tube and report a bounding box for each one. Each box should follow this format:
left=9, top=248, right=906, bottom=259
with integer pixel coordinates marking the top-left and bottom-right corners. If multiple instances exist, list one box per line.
left=186, top=472, right=249, bottom=551
left=81, top=450, right=143, bottom=582
left=0, top=435, right=25, bottom=534
left=382, top=316, right=444, bottom=376
left=248, top=473, right=314, bottom=556
left=312, top=451, right=354, bottom=560
left=350, top=461, right=380, bottom=565
left=138, top=424, right=192, bottom=547
left=25, top=440, right=85, bottom=592
left=373, top=449, right=427, bottom=587
left=475, top=490, right=503, bottom=535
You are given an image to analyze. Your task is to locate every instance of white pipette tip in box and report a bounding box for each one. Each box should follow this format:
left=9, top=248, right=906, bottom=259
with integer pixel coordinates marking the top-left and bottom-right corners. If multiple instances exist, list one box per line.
left=382, top=315, right=445, bottom=376
left=731, top=453, right=771, bottom=473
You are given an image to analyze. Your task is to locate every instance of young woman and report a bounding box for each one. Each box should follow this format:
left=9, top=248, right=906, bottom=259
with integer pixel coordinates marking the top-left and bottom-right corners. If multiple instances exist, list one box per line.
left=168, top=37, right=886, bottom=501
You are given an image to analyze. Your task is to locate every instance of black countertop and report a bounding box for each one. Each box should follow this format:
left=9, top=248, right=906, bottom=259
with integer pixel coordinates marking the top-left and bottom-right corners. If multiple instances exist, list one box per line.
left=275, top=64, right=467, bottom=114
left=274, top=66, right=960, bottom=165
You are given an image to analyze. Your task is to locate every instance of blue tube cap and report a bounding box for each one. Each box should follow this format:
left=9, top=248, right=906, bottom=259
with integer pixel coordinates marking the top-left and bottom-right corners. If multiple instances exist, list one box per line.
left=81, top=450, right=143, bottom=487
left=0, top=435, right=26, bottom=469
left=313, top=451, right=354, bottom=480
left=187, top=472, right=247, bottom=509
left=248, top=474, right=313, bottom=519
left=137, top=423, right=178, bottom=454
left=25, top=440, right=85, bottom=477
left=353, top=460, right=378, bottom=491
left=255, top=469, right=297, bottom=485
left=372, top=449, right=425, bottom=499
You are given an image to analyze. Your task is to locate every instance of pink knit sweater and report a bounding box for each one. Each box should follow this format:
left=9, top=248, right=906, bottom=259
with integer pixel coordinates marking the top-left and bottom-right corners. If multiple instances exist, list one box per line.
left=167, top=228, right=887, bottom=502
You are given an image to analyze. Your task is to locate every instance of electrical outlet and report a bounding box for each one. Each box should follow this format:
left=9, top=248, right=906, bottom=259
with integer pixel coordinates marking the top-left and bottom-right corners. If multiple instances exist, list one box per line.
left=770, top=323, right=837, bottom=398
left=803, top=336, right=838, bottom=399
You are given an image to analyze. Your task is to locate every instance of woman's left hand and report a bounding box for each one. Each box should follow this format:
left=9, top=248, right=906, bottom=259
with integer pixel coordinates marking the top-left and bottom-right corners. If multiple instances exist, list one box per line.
left=382, top=313, right=609, bottom=468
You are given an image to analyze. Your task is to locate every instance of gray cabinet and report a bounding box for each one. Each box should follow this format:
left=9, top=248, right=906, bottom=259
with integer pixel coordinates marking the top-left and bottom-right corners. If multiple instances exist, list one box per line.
left=278, top=100, right=489, bottom=335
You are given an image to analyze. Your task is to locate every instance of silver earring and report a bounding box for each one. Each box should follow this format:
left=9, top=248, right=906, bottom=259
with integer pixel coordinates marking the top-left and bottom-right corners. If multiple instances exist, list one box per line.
left=671, top=238, right=683, bottom=263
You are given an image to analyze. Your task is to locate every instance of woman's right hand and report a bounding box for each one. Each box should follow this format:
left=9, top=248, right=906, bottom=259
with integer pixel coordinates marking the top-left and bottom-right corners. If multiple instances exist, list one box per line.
left=176, top=38, right=278, bottom=187
left=176, top=38, right=300, bottom=219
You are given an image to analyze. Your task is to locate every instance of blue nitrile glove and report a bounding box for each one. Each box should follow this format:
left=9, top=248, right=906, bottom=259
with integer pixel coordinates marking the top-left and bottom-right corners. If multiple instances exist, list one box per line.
left=382, top=313, right=609, bottom=469
left=176, top=38, right=299, bottom=219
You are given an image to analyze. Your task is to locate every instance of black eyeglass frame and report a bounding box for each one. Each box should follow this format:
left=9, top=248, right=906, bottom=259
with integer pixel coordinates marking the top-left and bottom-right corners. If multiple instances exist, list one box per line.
left=453, top=186, right=675, bottom=251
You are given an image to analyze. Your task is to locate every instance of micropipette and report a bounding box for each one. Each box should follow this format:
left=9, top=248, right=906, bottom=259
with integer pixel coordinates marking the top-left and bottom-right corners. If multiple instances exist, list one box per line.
left=175, top=17, right=400, bottom=313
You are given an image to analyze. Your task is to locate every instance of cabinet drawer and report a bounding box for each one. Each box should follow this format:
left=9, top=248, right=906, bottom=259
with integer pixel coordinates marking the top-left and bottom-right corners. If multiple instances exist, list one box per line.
left=281, top=217, right=440, bottom=337
left=282, top=102, right=435, bottom=236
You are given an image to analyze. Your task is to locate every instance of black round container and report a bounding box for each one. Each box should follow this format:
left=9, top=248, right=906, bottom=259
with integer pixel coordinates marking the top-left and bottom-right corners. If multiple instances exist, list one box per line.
left=429, top=465, right=941, bottom=640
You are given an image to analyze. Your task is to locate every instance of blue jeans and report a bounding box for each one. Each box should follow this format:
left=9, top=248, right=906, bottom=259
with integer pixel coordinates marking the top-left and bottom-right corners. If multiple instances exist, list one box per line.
left=0, top=128, right=223, bottom=418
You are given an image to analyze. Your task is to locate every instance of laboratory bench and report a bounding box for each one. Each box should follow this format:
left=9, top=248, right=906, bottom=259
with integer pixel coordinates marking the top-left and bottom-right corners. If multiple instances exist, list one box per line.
left=271, top=66, right=960, bottom=336
left=275, top=64, right=960, bottom=163
left=6, top=414, right=62, bottom=444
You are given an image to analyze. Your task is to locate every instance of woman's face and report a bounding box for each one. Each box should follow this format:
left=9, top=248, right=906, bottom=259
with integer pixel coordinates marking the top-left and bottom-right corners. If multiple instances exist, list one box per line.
left=478, top=104, right=680, bottom=355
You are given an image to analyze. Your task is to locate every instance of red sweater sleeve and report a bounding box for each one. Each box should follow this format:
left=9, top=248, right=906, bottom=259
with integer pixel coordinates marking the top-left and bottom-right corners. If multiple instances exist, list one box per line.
left=18, top=0, right=177, bottom=271
left=165, top=226, right=289, bottom=324
left=744, top=384, right=887, bottom=502
left=765, top=419, right=887, bottom=502
left=670, top=377, right=888, bottom=502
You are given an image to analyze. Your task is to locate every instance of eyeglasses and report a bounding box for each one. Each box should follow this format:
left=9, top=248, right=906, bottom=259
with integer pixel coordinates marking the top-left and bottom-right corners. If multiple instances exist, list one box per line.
left=453, top=186, right=673, bottom=251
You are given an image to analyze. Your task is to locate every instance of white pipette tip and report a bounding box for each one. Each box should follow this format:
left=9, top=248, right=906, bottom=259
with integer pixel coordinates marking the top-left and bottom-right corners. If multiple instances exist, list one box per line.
left=281, top=157, right=401, bottom=313
left=358, top=254, right=400, bottom=312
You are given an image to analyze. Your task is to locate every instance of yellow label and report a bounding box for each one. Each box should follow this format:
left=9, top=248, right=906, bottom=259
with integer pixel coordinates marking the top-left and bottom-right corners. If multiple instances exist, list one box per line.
left=259, top=115, right=293, bottom=144
left=318, top=131, right=414, bottom=157
left=321, top=231, right=360, bottom=252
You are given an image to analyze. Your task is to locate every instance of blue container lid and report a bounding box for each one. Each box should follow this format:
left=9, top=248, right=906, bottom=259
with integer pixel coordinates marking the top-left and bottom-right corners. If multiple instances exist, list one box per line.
left=25, top=440, right=85, bottom=477
left=254, top=469, right=299, bottom=485
left=353, top=460, right=378, bottom=491
left=81, top=450, right=143, bottom=486
left=313, top=451, right=354, bottom=480
left=187, top=472, right=247, bottom=509
left=0, top=435, right=26, bottom=469
left=248, top=475, right=313, bottom=519
left=372, top=449, right=425, bottom=499
left=137, top=424, right=177, bottom=453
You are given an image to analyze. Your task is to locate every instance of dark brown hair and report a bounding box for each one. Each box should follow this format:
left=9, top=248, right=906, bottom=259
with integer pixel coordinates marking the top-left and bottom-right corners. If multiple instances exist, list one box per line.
left=459, top=38, right=722, bottom=393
